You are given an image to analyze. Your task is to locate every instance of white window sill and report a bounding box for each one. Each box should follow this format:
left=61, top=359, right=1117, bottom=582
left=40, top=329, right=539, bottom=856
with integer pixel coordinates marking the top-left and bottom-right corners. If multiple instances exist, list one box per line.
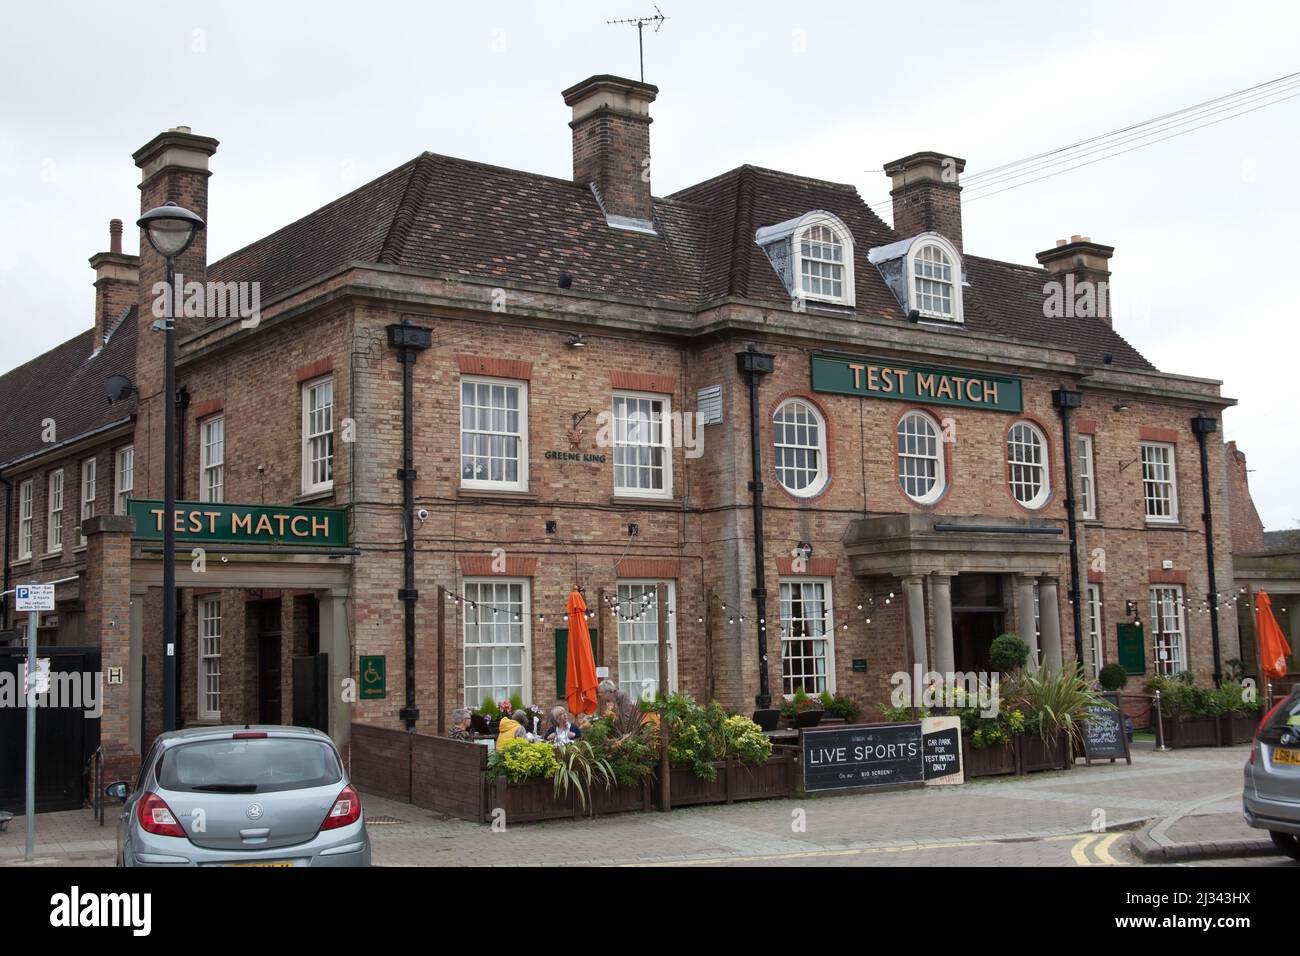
left=296, top=487, right=335, bottom=504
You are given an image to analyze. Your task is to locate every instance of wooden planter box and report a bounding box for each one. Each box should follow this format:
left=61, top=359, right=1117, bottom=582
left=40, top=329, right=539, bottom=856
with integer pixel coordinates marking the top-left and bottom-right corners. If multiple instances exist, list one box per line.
left=1017, top=732, right=1070, bottom=773
left=589, top=779, right=653, bottom=816
left=658, top=754, right=797, bottom=808
left=487, top=775, right=651, bottom=823
left=961, top=733, right=1017, bottom=778
left=1219, top=713, right=1259, bottom=746
left=1159, top=715, right=1222, bottom=749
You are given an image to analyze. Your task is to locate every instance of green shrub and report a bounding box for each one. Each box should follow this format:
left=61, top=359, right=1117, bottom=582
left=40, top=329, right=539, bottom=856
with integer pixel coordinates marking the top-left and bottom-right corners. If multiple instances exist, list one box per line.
left=581, top=714, right=658, bottom=787
left=487, top=740, right=559, bottom=783
left=989, top=634, right=1030, bottom=673
left=819, top=692, right=861, bottom=721
left=1005, top=662, right=1109, bottom=745
left=1098, top=663, right=1128, bottom=692
left=552, top=740, right=613, bottom=809
left=879, top=701, right=927, bottom=722
left=779, top=687, right=825, bottom=719
left=723, top=715, right=772, bottom=766
left=657, top=694, right=728, bottom=779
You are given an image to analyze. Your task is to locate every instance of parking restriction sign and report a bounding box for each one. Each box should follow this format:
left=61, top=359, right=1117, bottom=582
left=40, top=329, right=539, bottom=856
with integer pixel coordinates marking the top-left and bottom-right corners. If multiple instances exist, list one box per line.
left=15, top=584, right=55, bottom=612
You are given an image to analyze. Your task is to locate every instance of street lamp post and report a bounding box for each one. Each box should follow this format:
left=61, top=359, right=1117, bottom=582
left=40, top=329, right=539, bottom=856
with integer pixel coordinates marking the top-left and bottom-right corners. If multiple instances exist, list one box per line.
left=137, top=201, right=204, bottom=733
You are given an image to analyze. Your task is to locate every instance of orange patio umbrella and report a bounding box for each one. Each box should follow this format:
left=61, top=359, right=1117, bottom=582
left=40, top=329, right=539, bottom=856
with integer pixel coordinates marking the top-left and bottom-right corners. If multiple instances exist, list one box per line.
left=1255, top=590, right=1293, bottom=680
left=565, top=588, right=599, bottom=715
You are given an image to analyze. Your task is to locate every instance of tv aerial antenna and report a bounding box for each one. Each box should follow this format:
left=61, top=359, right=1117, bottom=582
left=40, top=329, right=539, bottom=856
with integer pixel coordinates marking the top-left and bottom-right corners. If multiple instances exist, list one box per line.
left=606, top=5, right=668, bottom=83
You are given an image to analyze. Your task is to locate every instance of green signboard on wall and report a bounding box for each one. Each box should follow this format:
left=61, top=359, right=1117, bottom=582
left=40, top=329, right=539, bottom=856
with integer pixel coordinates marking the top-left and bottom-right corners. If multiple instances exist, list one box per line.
left=128, top=499, right=348, bottom=548
left=810, top=352, right=1023, bottom=412
left=1116, top=622, right=1146, bottom=676
left=359, top=655, right=386, bottom=700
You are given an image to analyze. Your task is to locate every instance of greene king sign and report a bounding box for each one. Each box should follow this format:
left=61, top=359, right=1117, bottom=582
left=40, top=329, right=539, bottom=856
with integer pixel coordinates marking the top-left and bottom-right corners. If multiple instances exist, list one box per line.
left=810, top=352, right=1023, bottom=412
left=128, top=500, right=348, bottom=547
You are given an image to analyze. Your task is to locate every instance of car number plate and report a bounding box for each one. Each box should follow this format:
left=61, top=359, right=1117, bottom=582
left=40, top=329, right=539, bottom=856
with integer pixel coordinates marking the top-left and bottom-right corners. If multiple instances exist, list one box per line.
left=226, top=860, right=295, bottom=867
left=1275, top=748, right=1300, bottom=765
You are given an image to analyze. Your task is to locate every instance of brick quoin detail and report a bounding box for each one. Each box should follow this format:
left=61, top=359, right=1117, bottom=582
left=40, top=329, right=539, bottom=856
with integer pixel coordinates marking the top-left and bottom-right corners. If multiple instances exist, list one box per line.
left=457, top=554, right=539, bottom=576
left=776, top=556, right=838, bottom=576
left=615, top=558, right=680, bottom=578
left=457, top=355, right=533, bottom=380
left=1140, top=426, right=1179, bottom=443
left=1148, top=568, right=1188, bottom=584
left=610, top=370, right=676, bottom=394
left=296, top=357, right=334, bottom=382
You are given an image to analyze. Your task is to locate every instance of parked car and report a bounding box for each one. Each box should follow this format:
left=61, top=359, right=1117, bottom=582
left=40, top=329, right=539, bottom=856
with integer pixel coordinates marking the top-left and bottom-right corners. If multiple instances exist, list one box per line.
left=106, top=725, right=370, bottom=867
left=1243, top=688, right=1300, bottom=860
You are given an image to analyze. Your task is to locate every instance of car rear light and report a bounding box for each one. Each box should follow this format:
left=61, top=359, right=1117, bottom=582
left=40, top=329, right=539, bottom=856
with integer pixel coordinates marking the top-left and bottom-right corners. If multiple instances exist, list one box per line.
left=137, top=792, right=186, bottom=837
left=1248, top=699, right=1285, bottom=765
left=233, top=731, right=267, bottom=739
left=321, top=784, right=361, bottom=831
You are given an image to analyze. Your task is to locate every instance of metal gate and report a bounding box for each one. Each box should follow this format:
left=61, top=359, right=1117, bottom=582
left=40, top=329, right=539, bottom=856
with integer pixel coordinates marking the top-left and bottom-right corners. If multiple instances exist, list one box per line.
left=0, top=646, right=101, bottom=813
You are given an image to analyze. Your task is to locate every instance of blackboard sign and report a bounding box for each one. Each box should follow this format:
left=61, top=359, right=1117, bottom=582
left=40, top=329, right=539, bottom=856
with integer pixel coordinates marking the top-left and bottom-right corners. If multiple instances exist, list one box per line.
left=922, top=721, right=963, bottom=782
left=1080, top=691, right=1131, bottom=765
left=802, top=723, right=924, bottom=793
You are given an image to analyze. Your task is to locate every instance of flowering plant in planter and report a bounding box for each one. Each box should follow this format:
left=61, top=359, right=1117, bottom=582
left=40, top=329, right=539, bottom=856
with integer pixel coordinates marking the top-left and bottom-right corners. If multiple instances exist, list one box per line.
left=779, top=688, right=825, bottom=719
left=723, top=715, right=772, bottom=766
left=487, top=739, right=560, bottom=783
left=819, top=691, right=862, bottom=722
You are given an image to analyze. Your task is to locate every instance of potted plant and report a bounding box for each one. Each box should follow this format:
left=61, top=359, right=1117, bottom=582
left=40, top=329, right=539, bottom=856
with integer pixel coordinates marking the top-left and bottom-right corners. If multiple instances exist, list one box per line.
left=1098, top=663, right=1128, bottom=693
left=779, top=688, right=824, bottom=728
left=818, top=691, right=861, bottom=724
left=989, top=633, right=1030, bottom=675
left=1215, top=681, right=1265, bottom=746
left=1147, top=673, right=1222, bottom=748
left=1007, top=663, right=1108, bottom=772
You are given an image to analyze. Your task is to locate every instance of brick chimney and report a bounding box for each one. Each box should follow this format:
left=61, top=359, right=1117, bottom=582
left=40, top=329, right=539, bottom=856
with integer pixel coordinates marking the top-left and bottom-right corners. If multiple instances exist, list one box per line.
left=562, top=75, right=657, bottom=230
left=88, top=219, right=140, bottom=354
left=131, top=126, right=218, bottom=498
left=1035, top=235, right=1114, bottom=325
left=884, top=151, right=965, bottom=251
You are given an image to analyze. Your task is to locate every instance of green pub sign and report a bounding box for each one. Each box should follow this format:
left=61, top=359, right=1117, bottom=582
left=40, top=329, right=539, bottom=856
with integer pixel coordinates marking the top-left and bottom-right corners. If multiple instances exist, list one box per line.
left=810, top=353, right=1023, bottom=413
left=359, top=656, right=386, bottom=700
left=128, top=499, right=349, bottom=548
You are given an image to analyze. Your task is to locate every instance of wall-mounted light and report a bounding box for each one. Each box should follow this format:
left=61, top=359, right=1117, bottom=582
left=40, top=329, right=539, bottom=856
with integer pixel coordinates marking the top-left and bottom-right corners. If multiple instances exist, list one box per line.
left=627, top=523, right=639, bottom=538
left=567, top=334, right=586, bottom=349
left=1113, top=401, right=1130, bottom=411
left=545, top=520, right=558, bottom=535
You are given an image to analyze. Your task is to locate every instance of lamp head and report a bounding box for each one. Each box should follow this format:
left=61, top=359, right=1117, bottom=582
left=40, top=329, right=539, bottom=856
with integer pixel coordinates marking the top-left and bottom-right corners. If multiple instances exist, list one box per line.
left=137, top=201, right=204, bottom=258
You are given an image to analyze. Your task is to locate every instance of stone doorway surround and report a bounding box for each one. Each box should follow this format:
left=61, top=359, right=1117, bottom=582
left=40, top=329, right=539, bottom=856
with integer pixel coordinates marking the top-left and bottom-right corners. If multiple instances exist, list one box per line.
left=843, top=513, right=1071, bottom=675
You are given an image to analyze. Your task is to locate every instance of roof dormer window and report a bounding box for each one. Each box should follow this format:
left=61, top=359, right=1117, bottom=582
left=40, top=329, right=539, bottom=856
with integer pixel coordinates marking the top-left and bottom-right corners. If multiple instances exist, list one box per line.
left=868, top=231, right=964, bottom=324
left=755, top=210, right=856, bottom=308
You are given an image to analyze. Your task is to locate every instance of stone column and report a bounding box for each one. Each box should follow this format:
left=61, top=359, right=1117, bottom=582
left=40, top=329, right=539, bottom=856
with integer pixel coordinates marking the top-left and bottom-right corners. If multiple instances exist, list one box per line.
left=932, top=573, right=955, bottom=676
left=1014, top=574, right=1040, bottom=666
left=903, top=575, right=928, bottom=675
left=319, top=587, right=352, bottom=751
left=1039, top=578, right=1064, bottom=671
left=83, top=514, right=139, bottom=781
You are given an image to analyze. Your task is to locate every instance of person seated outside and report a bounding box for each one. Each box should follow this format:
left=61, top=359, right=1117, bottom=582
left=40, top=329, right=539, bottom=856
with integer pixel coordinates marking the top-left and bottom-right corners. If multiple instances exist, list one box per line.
left=448, top=708, right=473, bottom=741
left=544, top=705, right=582, bottom=744
left=496, top=708, right=534, bottom=746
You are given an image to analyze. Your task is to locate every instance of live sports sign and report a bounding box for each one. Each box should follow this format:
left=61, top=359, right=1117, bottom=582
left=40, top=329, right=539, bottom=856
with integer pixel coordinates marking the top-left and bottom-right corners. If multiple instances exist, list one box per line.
left=128, top=499, right=348, bottom=547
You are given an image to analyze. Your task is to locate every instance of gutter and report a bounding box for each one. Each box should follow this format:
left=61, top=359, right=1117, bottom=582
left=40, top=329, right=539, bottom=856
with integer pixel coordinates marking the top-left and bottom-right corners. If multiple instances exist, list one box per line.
left=1051, top=387, right=1086, bottom=666
left=1192, top=414, right=1224, bottom=686
left=0, top=416, right=135, bottom=476
left=1, top=477, right=10, bottom=630
left=736, top=346, right=775, bottom=709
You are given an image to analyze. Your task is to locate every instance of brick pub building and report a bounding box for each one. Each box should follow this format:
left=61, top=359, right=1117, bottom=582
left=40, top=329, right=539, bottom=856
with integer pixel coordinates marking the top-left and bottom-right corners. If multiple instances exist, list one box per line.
left=0, top=74, right=1243, bottom=786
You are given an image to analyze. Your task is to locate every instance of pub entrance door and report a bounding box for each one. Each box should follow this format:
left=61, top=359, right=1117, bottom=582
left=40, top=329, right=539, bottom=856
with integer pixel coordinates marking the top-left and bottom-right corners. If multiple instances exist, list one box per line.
left=951, top=574, right=1006, bottom=672
left=254, top=599, right=283, bottom=725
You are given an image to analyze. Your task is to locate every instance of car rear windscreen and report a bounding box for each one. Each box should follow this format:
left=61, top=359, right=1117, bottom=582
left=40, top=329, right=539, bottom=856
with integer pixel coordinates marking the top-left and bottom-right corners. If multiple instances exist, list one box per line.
left=1262, top=691, right=1300, bottom=735
left=159, top=738, right=342, bottom=794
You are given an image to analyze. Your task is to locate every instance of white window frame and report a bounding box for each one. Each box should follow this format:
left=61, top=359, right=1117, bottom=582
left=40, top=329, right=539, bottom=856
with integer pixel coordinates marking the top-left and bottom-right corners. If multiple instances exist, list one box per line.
left=611, top=390, right=673, bottom=500
left=461, top=578, right=532, bottom=707
left=114, top=445, right=134, bottom=515
left=1086, top=584, right=1104, bottom=677
left=459, top=375, right=529, bottom=492
left=198, top=596, right=222, bottom=722
left=78, top=457, right=95, bottom=548
left=793, top=216, right=855, bottom=306
left=1149, top=585, right=1186, bottom=676
left=200, top=414, right=225, bottom=504
left=614, top=580, right=678, bottom=702
left=778, top=578, right=836, bottom=696
left=897, top=410, right=946, bottom=504
left=301, top=376, right=334, bottom=496
left=17, top=479, right=33, bottom=560
left=772, top=398, right=828, bottom=498
left=46, top=469, right=63, bottom=553
left=906, top=234, right=963, bottom=323
left=1140, top=441, right=1178, bottom=524
left=1078, top=434, right=1097, bottom=520
left=1007, top=421, right=1050, bottom=509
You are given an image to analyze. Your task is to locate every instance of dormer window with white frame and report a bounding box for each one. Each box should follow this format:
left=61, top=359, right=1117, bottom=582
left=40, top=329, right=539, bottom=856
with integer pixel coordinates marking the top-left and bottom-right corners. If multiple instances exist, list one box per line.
left=754, top=210, right=856, bottom=308
left=868, top=231, right=965, bottom=325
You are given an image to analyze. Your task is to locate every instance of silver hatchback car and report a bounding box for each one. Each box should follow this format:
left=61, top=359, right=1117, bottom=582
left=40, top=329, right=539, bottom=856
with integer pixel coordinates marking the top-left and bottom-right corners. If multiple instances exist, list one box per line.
left=1243, top=688, right=1300, bottom=860
left=106, top=725, right=370, bottom=867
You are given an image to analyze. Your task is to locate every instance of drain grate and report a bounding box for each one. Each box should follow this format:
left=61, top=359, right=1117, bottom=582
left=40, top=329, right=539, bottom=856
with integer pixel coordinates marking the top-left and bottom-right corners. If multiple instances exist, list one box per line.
left=366, top=815, right=408, bottom=826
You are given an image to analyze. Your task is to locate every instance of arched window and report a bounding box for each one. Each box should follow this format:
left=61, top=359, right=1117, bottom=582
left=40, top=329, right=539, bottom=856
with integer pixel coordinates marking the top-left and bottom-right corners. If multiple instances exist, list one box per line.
left=897, top=411, right=945, bottom=503
left=1007, top=421, right=1050, bottom=508
left=798, top=223, right=846, bottom=301
left=911, top=242, right=956, bottom=318
left=773, top=399, right=828, bottom=497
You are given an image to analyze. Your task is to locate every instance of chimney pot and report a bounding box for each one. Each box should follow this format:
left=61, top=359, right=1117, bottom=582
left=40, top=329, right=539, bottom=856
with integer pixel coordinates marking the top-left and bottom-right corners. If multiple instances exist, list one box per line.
left=882, top=151, right=966, bottom=251
left=1055, top=238, right=1067, bottom=247
left=109, top=219, right=123, bottom=254
left=1036, top=235, right=1116, bottom=327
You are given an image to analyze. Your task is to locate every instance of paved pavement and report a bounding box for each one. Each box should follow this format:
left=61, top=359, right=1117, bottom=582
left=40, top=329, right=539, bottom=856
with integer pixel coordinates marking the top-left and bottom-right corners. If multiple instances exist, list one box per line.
left=4, top=741, right=1294, bottom=867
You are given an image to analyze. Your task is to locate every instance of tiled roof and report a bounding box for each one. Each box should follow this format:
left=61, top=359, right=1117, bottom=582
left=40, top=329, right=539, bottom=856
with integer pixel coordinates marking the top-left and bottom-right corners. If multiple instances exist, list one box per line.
left=0, top=310, right=136, bottom=470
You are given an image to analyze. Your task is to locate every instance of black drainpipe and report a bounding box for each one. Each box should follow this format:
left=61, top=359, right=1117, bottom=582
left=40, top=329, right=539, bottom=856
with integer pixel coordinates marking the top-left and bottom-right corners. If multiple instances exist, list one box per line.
left=1, top=476, right=10, bottom=631
left=736, top=347, right=775, bottom=709
left=388, top=321, right=432, bottom=730
left=175, top=385, right=189, bottom=724
left=1191, top=413, right=1223, bottom=687
left=1051, top=387, right=1085, bottom=665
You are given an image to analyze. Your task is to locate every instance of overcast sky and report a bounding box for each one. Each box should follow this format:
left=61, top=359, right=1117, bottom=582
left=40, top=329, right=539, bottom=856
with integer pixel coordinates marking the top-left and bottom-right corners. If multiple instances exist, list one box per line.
left=1, top=0, right=1296, bottom=528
